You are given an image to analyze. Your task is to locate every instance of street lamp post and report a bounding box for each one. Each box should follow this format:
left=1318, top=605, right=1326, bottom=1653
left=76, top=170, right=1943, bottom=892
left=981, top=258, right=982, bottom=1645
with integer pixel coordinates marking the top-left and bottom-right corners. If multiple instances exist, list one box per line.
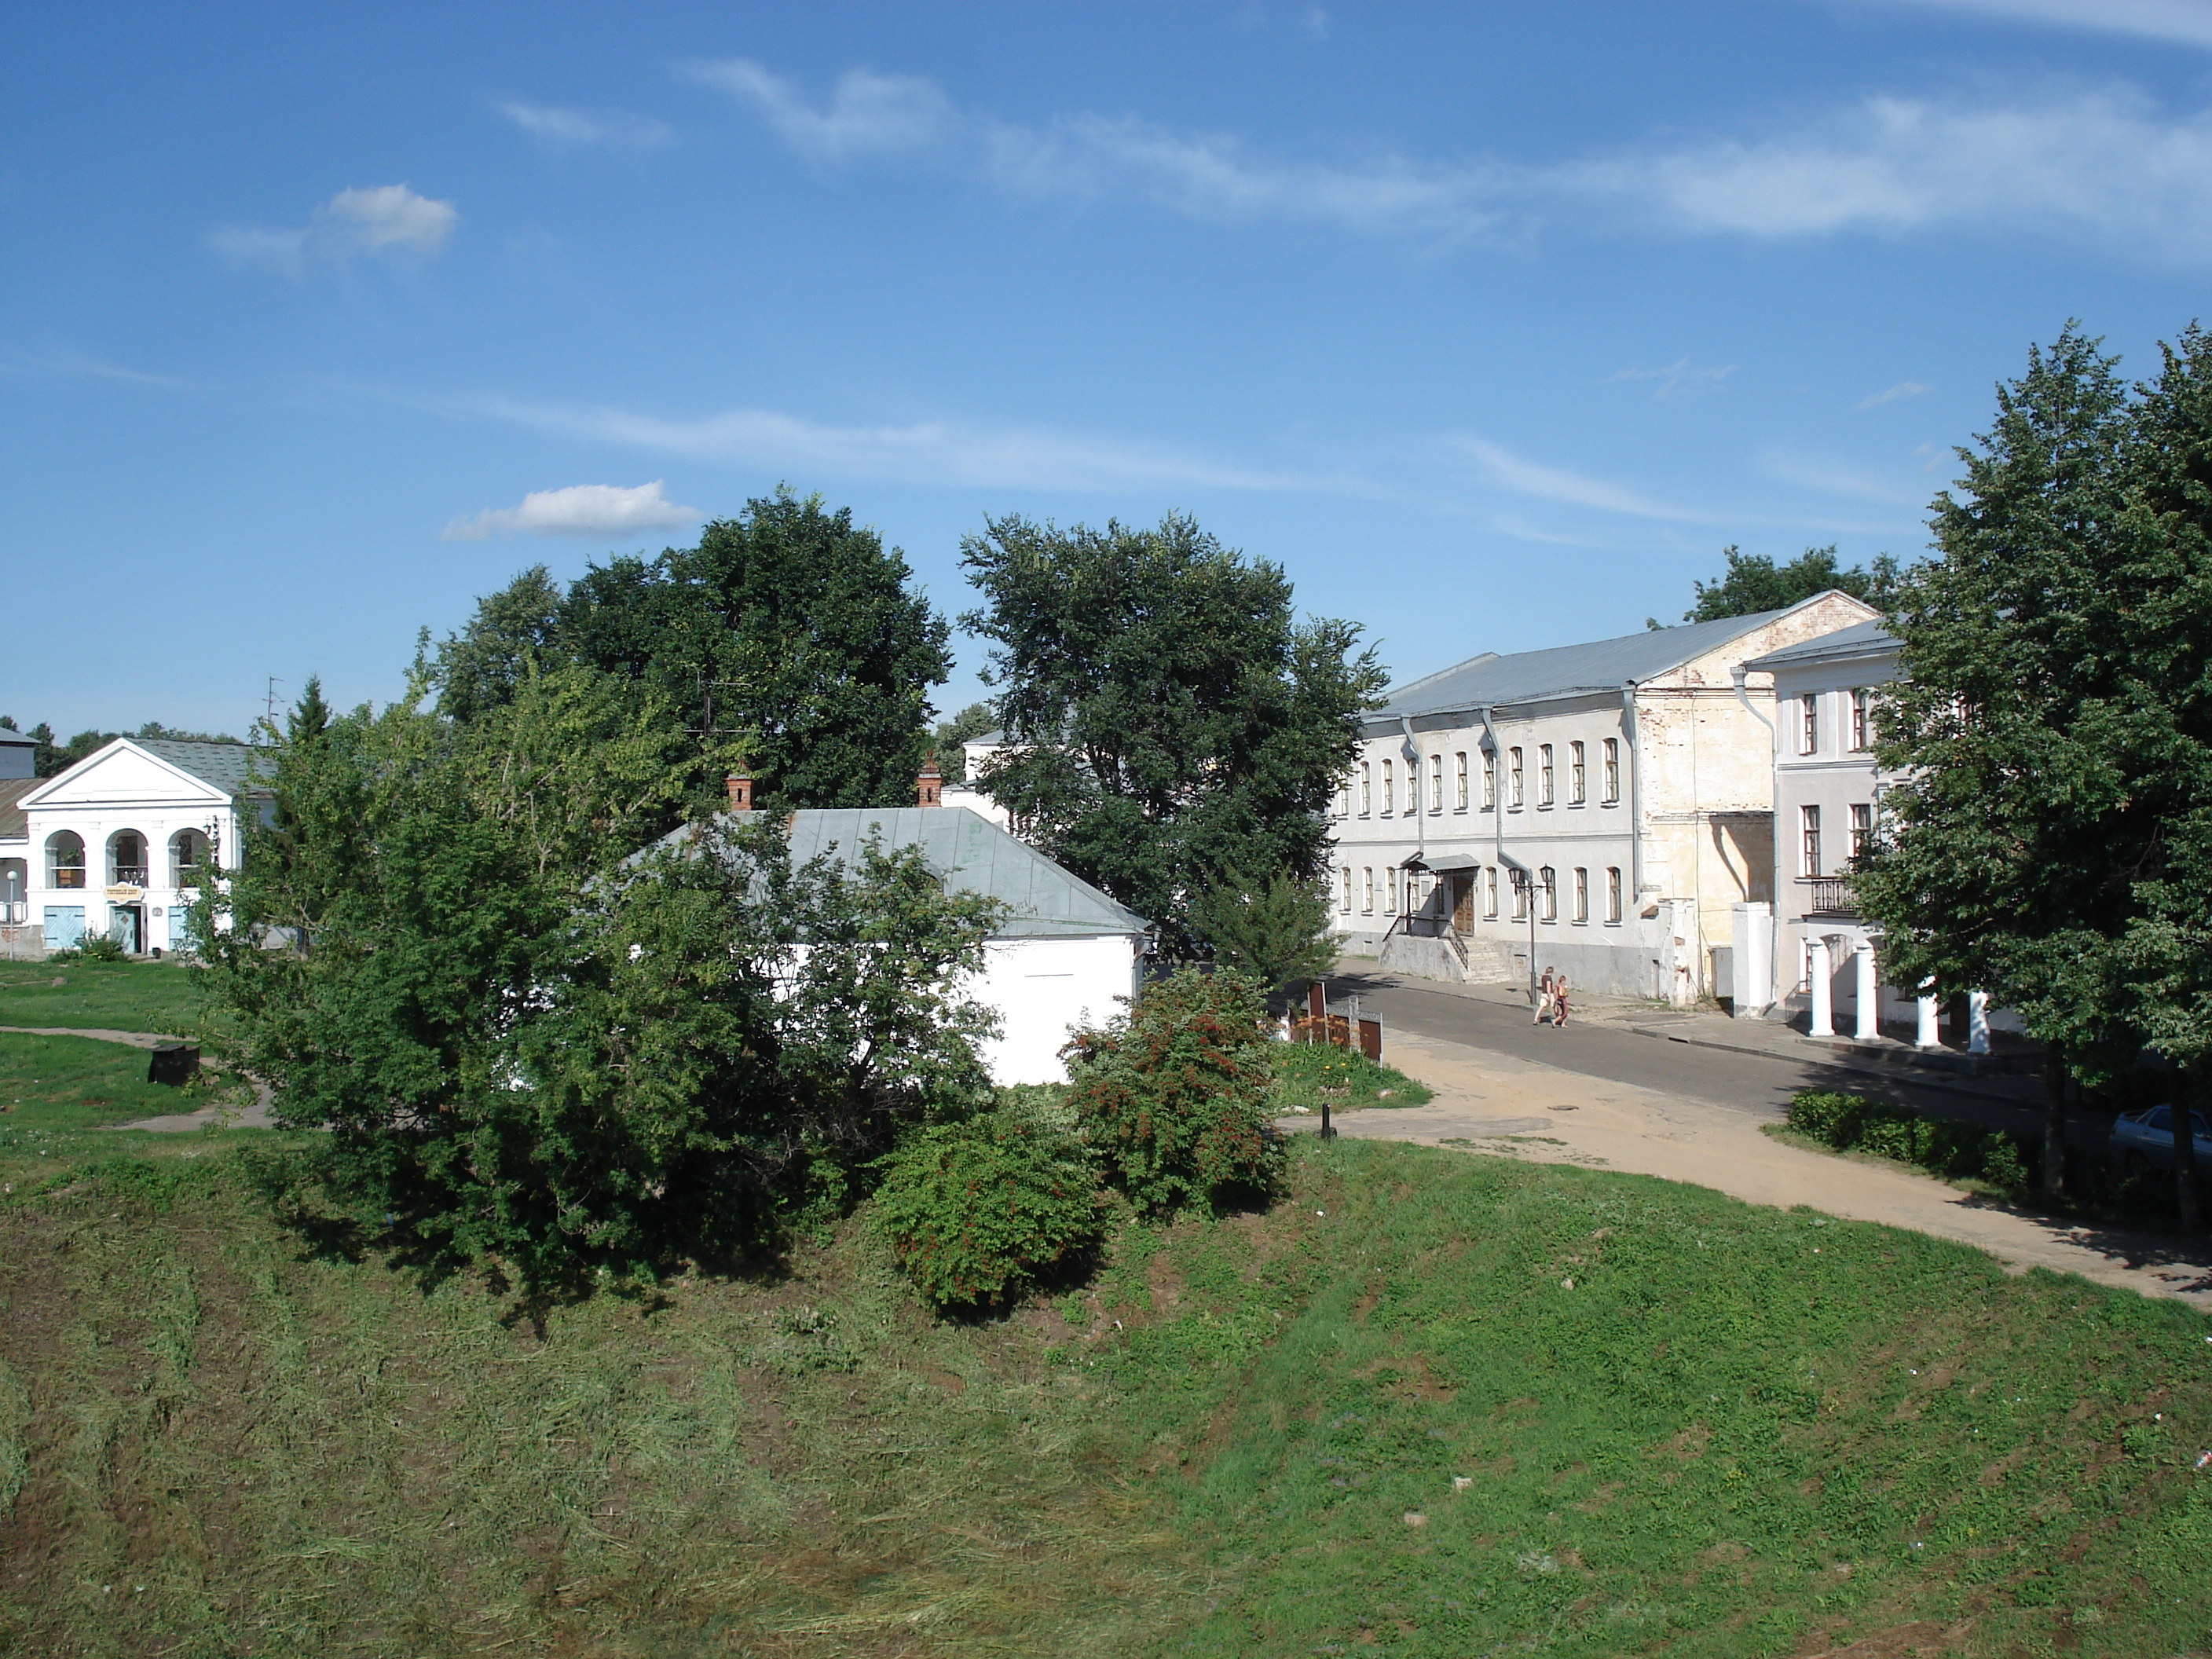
left=1511, top=866, right=1538, bottom=1013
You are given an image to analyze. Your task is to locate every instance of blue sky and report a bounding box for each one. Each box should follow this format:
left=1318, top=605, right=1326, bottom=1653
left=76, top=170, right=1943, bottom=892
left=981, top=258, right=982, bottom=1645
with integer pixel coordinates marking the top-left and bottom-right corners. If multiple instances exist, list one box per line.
left=7, top=1, right=2212, bottom=736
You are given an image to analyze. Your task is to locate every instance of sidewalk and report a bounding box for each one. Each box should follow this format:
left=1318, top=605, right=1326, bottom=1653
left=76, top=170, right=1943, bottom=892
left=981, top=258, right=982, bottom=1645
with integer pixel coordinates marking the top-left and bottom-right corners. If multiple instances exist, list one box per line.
left=1329, top=958, right=2045, bottom=1108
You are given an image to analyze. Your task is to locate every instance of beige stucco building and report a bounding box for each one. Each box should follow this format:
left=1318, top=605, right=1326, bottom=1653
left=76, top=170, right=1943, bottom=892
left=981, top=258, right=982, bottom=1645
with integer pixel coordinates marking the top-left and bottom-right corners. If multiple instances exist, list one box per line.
left=1328, top=591, right=1878, bottom=1005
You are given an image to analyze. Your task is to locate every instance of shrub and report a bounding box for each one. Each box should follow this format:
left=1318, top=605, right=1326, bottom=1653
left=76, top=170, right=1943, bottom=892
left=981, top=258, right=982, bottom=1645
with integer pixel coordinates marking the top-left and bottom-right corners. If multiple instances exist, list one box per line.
left=873, top=1106, right=1105, bottom=1310
left=47, top=933, right=126, bottom=965
left=1064, top=967, right=1286, bottom=1217
left=1785, top=1090, right=2032, bottom=1192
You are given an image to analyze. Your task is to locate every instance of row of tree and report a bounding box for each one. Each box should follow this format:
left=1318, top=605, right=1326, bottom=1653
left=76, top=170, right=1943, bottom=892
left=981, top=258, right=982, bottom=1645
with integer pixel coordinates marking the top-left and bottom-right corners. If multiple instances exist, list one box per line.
left=1858, top=324, right=2212, bottom=1219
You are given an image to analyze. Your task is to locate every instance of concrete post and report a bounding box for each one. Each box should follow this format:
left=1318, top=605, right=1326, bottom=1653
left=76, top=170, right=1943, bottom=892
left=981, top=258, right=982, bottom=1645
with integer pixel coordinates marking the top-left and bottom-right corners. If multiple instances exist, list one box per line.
left=1915, top=983, right=1939, bottom=1049
left=1807, top=938, right=1833, bottom=1038
left=1968, top=991, right=1990, bottom=1056
left=1853, top=940, right=1878, bottom=1042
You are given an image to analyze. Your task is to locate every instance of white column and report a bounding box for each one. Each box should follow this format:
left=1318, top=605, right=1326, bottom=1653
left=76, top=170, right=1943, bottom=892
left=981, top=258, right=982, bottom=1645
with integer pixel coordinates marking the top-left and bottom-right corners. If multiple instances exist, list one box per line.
left=1967, top=991, right=1990, bottom=1055
left=1807, top=938, right=1833, bottom=1038
left=1916, top=983, right=1940, bottom=1049
left=1853, top=941, right=1878, bottom=1042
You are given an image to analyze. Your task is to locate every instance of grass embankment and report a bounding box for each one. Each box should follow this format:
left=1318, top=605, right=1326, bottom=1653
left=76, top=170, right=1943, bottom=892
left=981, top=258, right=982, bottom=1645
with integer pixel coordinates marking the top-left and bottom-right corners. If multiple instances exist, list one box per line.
left=1271, top=1041, right=1432, bottom=1114
left=0, top=959, right=207, bottom=1037
left=4, top=1130, right=2209, bottom=1655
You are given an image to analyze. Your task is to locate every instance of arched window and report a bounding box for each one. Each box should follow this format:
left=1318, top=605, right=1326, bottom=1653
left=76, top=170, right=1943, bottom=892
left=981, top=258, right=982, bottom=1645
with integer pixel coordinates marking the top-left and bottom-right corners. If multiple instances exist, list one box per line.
left=170, top=829, right=211, bottom=888
left=108, top=830, right=149, bottom=887
left=46, top=831, right=86, bottom=889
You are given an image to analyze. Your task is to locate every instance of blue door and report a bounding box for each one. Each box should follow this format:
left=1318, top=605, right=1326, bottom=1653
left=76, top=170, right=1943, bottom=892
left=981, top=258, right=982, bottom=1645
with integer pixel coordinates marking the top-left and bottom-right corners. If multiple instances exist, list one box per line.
left=112, top=907, right=141, bottom=954
left=168, top=906, right=198, bottom=954
left=42, top=906, right=84, bottom=948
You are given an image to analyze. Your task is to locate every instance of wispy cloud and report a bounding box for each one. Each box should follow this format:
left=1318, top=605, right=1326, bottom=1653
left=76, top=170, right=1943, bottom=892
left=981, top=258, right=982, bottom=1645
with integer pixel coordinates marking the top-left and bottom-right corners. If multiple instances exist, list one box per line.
left=211, top=184, right=459, bottom=273
left=1860, top=0, right=2212, bottom=49
left=1448, top=437, right=1715, bottom=523
left=691, top=58, right=2212, bottom=261
left=1857, top=380, right=1933, bottom=408
left=499, top=101, right=674, bottom=152
left=463, top=394, right=1340, bottom=494
left=444, top=481, right=699, bottom=540
left=1760, top=449, right=1922, bottom=506
left=1606, top=358, right=1738, bottom=400
left=4, top=350, right=197, bottom=391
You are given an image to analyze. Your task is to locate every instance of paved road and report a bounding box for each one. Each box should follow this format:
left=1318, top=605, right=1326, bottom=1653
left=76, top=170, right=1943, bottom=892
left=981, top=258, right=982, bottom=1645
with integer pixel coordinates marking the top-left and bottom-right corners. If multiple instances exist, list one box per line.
left=1326, top=970, right=2096, bottom=1142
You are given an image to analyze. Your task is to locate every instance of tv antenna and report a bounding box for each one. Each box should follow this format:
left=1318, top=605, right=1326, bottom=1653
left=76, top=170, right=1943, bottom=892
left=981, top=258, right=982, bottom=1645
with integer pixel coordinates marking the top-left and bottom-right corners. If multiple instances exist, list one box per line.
left=263, top=676, right=285, bottom=727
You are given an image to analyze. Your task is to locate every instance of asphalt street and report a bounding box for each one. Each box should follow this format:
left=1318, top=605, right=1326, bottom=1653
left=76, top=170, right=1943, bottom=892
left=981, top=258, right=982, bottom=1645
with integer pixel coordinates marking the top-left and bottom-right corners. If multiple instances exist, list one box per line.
left=1325, top=970, right=2096, bottom=1142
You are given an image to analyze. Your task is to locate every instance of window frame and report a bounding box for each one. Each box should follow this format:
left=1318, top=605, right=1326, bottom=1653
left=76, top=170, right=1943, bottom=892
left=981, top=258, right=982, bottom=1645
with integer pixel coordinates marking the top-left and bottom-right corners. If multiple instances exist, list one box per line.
left=1849, top=801, right=1873, bottom=861
left=1508, top=746, right=1524, bottom=809
left=1605, top=866, right=1622, bottom=925
left=1482, top=750, right=1496, bottom=811
left=1362, top=867, right=1374, bottom=914
left=1359, top=761, right=1372, bottom=816
left=1484, top=866, right=1500, bottom=919
left=1453, top=752, right=1469, bottom=811
left=1572, top=866, right=1589, bottom=923
left=1850, top=687, right=1871, bottom=752
left=1538, top=865, right=1558, bottom=923
left=1602, top=738, right=1620, bottom=804
left=1801, top=804, right=1822, bottom=877
left=1800, top=693, right=1820, bottom=756
left=1569, top=740, right=1585, bottom=806
left=1537, top=744, right=1555, bottom=808
left=1381, top=758, right=1394, bottom=815
left=1429, top=753, right=1443, bottom=814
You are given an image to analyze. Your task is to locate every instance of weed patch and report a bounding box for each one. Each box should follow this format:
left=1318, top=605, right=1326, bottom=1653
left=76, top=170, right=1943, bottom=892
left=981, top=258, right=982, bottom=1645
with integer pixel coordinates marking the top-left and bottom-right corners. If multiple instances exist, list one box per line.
left=1272, top=1040, right=1434, bottom=1114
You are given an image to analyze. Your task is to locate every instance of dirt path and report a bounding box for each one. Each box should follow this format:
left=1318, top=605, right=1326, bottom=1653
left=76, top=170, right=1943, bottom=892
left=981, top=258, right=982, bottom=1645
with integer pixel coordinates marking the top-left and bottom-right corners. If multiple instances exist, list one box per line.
left=0, top=1024, right=182, bottom=1048
left=0, top=1024, right=274, bottom=1131
left=1295, top=1028, right=2212, bottom=1309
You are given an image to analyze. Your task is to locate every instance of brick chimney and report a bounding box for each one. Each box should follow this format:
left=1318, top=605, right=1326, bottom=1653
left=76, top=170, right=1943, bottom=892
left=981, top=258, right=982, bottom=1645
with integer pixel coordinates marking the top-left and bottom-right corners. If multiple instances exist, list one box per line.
left=725, top=772, right=753, bottom=814
left=917, top=756, right=943, bottom=808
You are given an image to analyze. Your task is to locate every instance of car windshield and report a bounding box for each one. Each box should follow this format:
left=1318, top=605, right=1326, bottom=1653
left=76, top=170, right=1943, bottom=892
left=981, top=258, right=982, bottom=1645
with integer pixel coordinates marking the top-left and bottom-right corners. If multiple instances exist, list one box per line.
left=2143, top=1105, right=2212, bottom=1134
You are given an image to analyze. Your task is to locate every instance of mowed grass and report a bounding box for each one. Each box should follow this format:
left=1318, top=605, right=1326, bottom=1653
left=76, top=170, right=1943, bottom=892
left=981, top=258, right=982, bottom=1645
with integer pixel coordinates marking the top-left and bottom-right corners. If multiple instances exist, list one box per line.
left=1272, top=1041, right=1434, bottom=1114
left=0, top=1031, right=197, bottom=1132
left=0, top=960, right=208, bottom=1038
left=2, top=1137, right=2208, bottom=1656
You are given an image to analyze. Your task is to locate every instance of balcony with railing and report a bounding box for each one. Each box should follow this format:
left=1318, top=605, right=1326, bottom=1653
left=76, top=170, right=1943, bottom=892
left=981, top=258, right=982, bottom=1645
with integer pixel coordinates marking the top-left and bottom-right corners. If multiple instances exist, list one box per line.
left=1799, top=875, right=1859, bottom=918
left=112, top=865, right=149, bottom=888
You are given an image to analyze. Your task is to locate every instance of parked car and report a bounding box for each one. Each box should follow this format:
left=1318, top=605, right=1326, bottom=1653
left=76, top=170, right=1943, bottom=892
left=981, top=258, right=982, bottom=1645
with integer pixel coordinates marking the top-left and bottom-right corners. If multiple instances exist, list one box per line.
left=2108, top=1103, right=2212, bottom=1171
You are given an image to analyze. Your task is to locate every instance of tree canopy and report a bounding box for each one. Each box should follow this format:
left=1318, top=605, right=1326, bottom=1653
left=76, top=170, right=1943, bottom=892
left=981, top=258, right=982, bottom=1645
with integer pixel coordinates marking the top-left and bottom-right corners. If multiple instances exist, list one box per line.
left=1657, top=544, right=1900, bottom=628
left=435, top=489, right=953, bottom=813
left=959, top=511, right=1384, bottom=953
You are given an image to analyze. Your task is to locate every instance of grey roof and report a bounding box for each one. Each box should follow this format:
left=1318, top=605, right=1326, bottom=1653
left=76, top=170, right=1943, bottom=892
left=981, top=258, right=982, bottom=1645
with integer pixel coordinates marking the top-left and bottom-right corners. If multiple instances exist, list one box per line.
left=0, top=777, right=35, bottom=842
left=133, top=739, right=268, bottom=796
left=1375, top=596, right=1865, bottom=719
left=1741, top=617, right=1898, bottom=671
left=653, top=806, right=1150, bottom=939
left=0, top=732, right=33, bottom=749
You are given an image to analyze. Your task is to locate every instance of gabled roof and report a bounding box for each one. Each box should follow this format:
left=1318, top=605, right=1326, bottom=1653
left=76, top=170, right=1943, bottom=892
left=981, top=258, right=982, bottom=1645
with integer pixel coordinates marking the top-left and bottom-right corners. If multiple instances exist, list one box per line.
left=647, top=806, right=1151, bottom=939
left=23, top=738, right=266, bottom=808
left=1375, top=594, right=1870, bottom=719
left=0, top=777, right=35, bottom=843
left=1741, top=617, right=1898, bottom=671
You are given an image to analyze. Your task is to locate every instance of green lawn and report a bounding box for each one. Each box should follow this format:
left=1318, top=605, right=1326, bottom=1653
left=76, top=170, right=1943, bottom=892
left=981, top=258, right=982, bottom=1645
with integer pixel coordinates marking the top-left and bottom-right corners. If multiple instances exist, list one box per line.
left=0, top=959, right=209, bottom=1037
left=1, top=1135, right=2205, bottom=1655
left=1272, top=1039, right=1434, bottom=1113
left=0, top=1031, right=199, bottom=1131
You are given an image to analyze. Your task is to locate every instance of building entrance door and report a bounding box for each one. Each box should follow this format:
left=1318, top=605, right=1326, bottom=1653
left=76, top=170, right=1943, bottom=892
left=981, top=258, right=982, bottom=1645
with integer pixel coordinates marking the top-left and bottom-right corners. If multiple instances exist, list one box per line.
left=112, top=906, right=141, bottom=954
left=1450, top=873, right=1474, bottom=932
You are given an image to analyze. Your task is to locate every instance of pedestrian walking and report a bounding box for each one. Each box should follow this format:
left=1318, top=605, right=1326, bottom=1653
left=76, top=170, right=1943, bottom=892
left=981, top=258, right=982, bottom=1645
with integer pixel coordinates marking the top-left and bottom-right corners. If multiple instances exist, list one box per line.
left=1552, top=972, right=1571, bottom=1029
left=1534, top=967, right=1556, bottom=1025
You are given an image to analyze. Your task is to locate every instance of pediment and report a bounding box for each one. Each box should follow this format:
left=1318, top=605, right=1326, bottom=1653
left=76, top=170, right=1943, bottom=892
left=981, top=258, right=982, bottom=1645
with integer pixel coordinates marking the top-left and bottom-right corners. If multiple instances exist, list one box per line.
left=23, top=741, right=233, bottom=811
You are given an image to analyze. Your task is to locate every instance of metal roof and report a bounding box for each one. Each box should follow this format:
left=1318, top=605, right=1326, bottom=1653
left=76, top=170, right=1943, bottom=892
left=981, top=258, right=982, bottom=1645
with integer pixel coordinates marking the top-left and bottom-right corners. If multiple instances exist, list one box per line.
left=0, top=777, right=35, bottom=843
left=1375, top=595, right=1864, bottom=719
left=1741, top=617, right=1898, bottom=671
left=649, top=806, right=1151, bottom=939
left=132, top=739, right=267, bottom=795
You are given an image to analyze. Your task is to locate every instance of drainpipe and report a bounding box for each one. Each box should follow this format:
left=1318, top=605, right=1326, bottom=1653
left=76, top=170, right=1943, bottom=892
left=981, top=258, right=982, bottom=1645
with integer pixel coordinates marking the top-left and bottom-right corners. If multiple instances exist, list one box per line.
left=1397, top=716, right=1426, bottom=888
left=1730, top=664, right=1784, bottom=1018
left=1620, top=683, right=1643, bottom=905
left=1475, top=705, right=1538, bottom=1011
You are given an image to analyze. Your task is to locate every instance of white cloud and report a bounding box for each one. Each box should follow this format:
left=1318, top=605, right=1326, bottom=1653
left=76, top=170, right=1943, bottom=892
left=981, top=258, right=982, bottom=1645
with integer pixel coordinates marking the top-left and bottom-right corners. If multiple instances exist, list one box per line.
left=1448, top=437, right=1715, bottom=523
left=210, top=183, right=458, bottom=272
left=1760, top=449, right=1922, bottom=505
left=1859, top=0, right=2212, bottom=48
left=1857, top=380, right=1933, bottom=408
left=1605, top=359, right=1738, bottom=400
left=465, top=394, right=1338, bottom=494
left=694, top=57, right=2212, bottom=261
left=683, top=59, right=955, bottom=159
left=442, top=481, right=701, bottom=541
left=499, top=101, right=674, bottom=151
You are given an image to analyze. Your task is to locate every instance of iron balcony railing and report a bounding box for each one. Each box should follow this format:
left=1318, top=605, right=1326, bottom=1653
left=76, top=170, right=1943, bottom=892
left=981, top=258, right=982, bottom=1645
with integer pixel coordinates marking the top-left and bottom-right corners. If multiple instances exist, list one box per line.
left=1800, top=875, right=1859, bottom=917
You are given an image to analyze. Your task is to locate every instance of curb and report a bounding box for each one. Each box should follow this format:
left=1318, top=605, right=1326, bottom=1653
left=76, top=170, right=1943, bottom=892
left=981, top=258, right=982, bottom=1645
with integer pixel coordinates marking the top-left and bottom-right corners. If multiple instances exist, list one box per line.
left=1622, top=1024, right=2040, bottom=1106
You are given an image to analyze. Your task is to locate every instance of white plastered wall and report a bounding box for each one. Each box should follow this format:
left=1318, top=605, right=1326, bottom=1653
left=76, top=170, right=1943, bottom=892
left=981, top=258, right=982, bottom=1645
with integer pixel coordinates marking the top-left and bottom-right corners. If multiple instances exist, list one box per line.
left=971, top=933, right=1143, bottom=1086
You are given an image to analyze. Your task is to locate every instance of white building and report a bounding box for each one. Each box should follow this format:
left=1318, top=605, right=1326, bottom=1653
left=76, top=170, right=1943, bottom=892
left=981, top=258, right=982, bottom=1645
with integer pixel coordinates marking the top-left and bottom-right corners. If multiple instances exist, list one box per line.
left=652, top=779, right=1150, bottom=1086
left=938, top=731, right=1015, bottom=830
left=5, top=738, right=259, bottom=958
left=1329, top=593, right=1877, bottom=1004
left=1733, top=620, right=2019, bottom=1046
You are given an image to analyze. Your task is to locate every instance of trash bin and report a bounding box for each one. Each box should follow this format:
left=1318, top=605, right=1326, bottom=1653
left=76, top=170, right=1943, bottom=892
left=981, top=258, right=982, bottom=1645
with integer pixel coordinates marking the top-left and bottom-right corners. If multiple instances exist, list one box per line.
left=148, top=1043, right=200, bottom=1087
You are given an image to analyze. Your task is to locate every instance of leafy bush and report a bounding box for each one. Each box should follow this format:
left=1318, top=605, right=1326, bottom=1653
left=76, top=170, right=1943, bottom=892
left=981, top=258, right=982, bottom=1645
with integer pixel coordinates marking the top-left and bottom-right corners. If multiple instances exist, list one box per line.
left=1064, top=967, right=1285, bottom=1217
left=873, top=1106, right=1104, bottom=1309
left=1785, top=1090, right=2029, bottom=1190
left=48, top=933, right=126, bottom=965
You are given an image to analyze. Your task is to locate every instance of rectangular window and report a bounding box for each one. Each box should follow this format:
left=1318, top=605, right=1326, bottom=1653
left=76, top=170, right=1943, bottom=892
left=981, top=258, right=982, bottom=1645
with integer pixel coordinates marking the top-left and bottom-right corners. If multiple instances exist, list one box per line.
left=1850, top=802, right=1873, bottom=860
left=1539, top=866, right=1558, bottom=922
left=1362, top=868, right=1374, bottom=913
left=1360, top=762, right=1371, bottom=815
left=1569, top=741, right=1586, bottom=805
left=1850, top=688, right=1872, bottom=752
left=1509, top=747, right=1524, bottom=808
left=1482, top=750, right=1496, bottom=810
left=1334, top=780, right=1350, bottom=818
left=1383, top=866, right=1397, bottom=914
left=1538, top=744, right=1555, bottom=807
left=1381, top=759, right=1394, bottom=815
left=1485, top=866, right=1500, bottom=919
left=1430, top=753, right=1443, bottom=813
left=1602, top=738, right=1620, bottom=803
left=1606, top=866, right=1623, bottom=924
left=1801, top=804, right=1822, bottom=877
left=1339, top=867, right=1352, bottom=912
left=1573, top=866, right=1589, bottom=923
left=1511, top=869, right=1529, bottom=921
left=1801, top=693, right=1820, bottom=756
left=1453, top=752, right=1468, bottom=811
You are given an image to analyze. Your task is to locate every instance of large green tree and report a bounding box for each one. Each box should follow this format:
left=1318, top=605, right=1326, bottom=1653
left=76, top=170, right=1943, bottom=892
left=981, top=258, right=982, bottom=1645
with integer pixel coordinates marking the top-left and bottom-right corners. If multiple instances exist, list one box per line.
left=1659, top=544, right=1900, bottom=627
left=959, top=511, right=1384, bottom=953
left=437, top=490, right=952, bottom=812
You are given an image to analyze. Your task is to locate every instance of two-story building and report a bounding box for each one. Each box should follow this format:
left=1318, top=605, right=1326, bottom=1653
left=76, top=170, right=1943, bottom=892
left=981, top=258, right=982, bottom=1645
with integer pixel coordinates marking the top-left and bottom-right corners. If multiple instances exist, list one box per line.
left=13, top=738, right=260, bottom=956
left=1329, top=591, right=1877, bottom=1004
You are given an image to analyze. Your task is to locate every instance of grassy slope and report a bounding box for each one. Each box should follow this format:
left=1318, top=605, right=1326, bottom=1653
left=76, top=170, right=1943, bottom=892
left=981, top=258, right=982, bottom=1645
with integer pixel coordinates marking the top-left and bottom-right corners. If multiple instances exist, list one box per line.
left=0, top=1032, right=200, bottom=1133
left=1271, top=1042, right=1434, bottom=1113
left=0, top=961, right=207, bottom=1037
left=3, top=1136, right=2208, bottom=1657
